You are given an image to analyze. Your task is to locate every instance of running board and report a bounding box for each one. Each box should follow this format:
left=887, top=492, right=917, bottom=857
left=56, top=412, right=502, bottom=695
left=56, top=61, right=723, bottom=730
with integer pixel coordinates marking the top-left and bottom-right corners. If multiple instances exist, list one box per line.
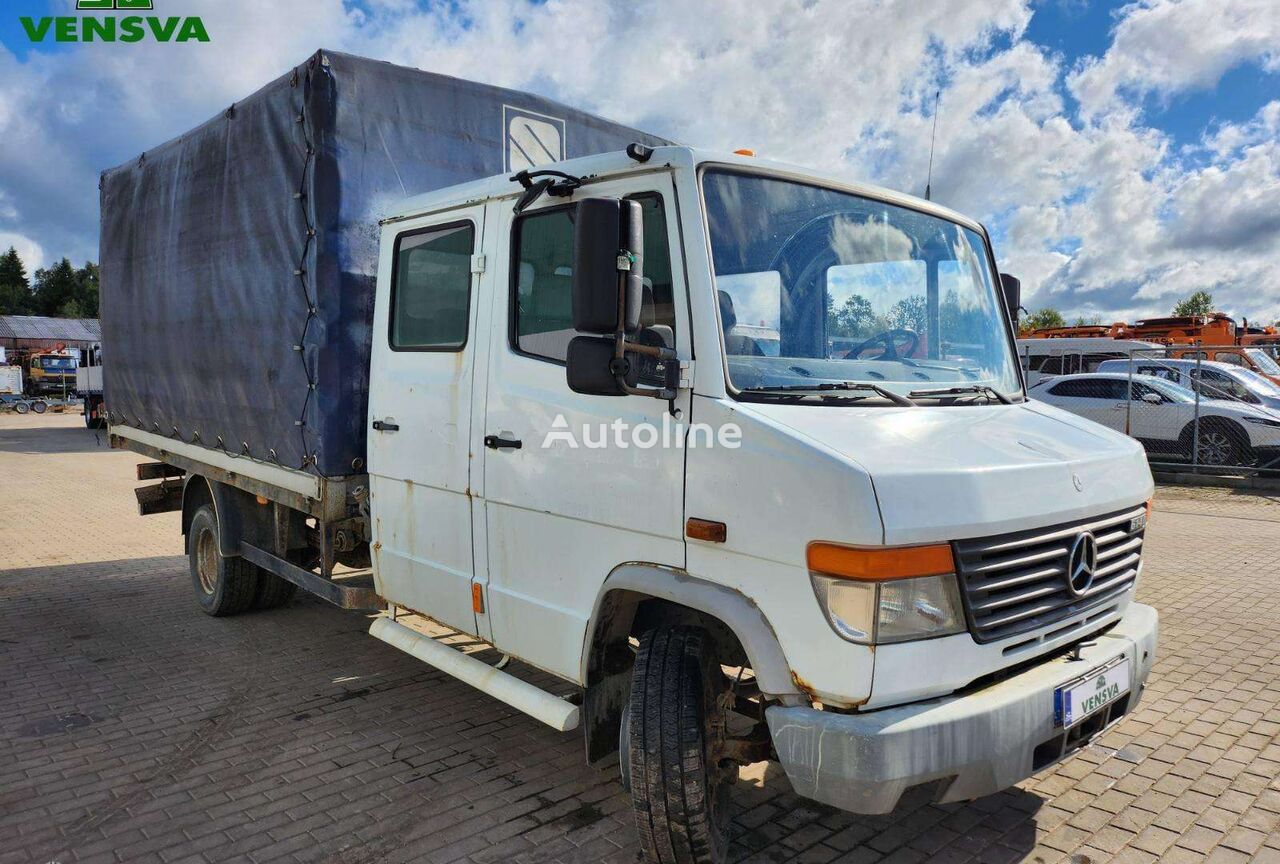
left=369, top=617, right=580, bottom=732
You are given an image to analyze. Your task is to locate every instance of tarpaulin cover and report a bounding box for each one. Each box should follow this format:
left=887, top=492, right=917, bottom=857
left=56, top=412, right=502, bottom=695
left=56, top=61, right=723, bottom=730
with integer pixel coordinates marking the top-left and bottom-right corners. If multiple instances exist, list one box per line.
left=100, top=49, right=668, bottom=477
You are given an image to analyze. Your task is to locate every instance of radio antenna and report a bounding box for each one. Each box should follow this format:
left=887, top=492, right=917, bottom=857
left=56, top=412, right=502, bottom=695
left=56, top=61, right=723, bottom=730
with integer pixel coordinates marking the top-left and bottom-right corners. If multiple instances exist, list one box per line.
left=924, top=90, right=940, bottom=201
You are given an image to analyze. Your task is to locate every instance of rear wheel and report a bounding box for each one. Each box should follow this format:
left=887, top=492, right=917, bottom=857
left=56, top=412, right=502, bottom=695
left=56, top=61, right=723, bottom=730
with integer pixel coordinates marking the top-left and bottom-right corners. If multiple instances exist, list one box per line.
left=13, top=401, right=29, bottom=415
left=251, top=569, right=297, bottom=610
left=30, top=400, right=47, bottom=414
left=188, top=505, right=259, bottom=616
left=627, top=626, right=731, bottom=864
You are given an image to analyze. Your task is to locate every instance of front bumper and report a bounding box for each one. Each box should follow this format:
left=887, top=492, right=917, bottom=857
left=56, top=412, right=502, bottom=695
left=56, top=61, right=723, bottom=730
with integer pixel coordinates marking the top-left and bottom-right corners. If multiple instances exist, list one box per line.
left=766, top=602, right=1158, bottom=815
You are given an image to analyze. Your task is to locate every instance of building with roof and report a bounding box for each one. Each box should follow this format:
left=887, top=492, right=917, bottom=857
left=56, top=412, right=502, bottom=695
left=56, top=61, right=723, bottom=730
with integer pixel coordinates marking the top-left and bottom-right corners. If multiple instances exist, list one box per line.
left=0, top=316, right=101, bottom=364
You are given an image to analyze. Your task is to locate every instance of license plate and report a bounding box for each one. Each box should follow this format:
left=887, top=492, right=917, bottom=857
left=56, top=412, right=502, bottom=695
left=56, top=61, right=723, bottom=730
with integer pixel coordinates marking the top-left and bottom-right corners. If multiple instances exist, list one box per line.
left=1055, top=657, right=1130, bottom=728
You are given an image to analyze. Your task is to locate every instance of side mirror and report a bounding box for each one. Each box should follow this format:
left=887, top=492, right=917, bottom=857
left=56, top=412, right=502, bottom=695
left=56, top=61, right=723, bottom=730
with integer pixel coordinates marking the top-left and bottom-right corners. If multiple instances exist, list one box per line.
left=566, top=336, right=638, bottom=396
left=566, top=197, right=678, bottom=401
left=999, top=273, right=1021, bottom=324
left=571, top=197, right=643, bottom=335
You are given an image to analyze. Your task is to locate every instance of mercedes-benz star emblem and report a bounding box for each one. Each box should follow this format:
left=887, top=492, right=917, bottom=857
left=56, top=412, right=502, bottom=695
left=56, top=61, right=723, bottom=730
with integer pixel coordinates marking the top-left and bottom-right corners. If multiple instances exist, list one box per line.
left=1067, top=532, right=1098, bottom=596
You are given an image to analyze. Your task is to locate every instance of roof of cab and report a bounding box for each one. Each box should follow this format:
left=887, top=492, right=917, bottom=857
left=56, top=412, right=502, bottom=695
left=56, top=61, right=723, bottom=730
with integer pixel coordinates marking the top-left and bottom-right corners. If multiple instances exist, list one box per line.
left=381, top=146, right=984, bottom=231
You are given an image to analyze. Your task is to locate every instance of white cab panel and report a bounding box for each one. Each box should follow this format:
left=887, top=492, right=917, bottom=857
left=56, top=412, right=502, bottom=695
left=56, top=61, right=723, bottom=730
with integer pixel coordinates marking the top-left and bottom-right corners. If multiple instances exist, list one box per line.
left=367, top=205, right=487, bottom=634
left=480, top=173, right=690, bottom=681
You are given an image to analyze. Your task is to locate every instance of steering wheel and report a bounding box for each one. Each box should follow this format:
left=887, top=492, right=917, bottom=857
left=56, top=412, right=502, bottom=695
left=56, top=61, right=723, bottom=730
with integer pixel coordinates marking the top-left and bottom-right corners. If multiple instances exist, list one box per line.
left=846, top=329, right=920, bottom=361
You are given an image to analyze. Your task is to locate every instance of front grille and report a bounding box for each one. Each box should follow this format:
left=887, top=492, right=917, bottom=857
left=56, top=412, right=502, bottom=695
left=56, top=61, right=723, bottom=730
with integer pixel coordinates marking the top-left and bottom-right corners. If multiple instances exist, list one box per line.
left=953, top=505, right=1146, bottom=644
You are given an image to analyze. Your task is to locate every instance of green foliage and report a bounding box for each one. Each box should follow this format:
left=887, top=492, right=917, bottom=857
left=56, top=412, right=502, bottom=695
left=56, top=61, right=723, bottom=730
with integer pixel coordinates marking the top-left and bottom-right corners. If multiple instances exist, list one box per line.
left=826, top=293, right=879, bottom=337
left=1172, top=290, right=1214, bottom=317
left=1073, top=315, right=1103, bottom=327
left=30, top=258, right=99, bottom=318
left=1024, top=307, right=1066, bottom=330
left=0, top=246, right=33, bottom=315
left=888, top=295, right=928, bottom=333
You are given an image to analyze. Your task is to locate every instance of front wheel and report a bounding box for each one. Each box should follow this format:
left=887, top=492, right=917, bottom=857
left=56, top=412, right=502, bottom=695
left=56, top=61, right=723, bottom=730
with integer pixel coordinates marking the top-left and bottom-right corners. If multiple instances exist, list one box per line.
left=627, top=626, right=731, bottom=864
left=188, top=505, right=259, bottom=616
left=1191, top=422, right=1250, bottom=467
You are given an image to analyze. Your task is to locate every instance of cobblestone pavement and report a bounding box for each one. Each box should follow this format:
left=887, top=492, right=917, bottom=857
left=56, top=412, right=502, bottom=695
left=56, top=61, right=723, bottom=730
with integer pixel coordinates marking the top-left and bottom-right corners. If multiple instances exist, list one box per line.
left=2, top=413, right=1279, bottom=864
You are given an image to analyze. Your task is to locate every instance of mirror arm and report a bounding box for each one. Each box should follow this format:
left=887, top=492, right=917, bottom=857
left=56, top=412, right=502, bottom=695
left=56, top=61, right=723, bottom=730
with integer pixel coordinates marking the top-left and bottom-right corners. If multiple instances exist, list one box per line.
left=609, top=268, right=677, bottom=402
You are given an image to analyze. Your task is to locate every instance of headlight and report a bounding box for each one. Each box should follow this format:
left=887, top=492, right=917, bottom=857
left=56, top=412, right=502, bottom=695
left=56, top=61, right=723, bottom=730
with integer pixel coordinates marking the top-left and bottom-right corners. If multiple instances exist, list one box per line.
left=807, top=542, right=967, bottom=644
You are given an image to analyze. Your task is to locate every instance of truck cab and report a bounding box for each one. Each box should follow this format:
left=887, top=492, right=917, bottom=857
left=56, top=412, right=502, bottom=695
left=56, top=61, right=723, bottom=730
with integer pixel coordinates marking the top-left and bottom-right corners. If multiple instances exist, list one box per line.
left=359, top=146, right=1157, bottom=853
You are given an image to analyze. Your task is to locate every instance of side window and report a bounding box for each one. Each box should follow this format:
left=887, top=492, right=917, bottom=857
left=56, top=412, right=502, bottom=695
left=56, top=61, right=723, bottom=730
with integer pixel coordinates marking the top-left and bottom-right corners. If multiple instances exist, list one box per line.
left=1192, top=369, right=1253, bottom=402
left=1032, top=355, right=1062, bottom=374
left=512, top=194, right=677, bottom=363
left=390, top=222, right=475, bottom=350
left=1130, top=382, right=1161, bottom=402
left=1049, top=380, right=1088, bottom=398
left=1052, top=379, right=1123, bottom=399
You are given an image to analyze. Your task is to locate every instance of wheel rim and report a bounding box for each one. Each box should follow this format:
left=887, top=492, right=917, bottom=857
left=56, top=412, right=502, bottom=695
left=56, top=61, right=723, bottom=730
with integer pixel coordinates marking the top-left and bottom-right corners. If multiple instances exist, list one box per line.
left=195, top=528, right=218, bottom=594
left=1197, top=431, right=1232, bottom=465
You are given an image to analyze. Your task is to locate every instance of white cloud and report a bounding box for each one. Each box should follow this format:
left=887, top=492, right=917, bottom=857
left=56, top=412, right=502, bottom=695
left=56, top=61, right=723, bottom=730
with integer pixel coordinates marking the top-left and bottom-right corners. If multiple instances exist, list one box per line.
left=0, top=0, right=1278, bottom=324
left=1068, top=0, right=1280, bottom=119
left=0, top=232, right=44, bottom=272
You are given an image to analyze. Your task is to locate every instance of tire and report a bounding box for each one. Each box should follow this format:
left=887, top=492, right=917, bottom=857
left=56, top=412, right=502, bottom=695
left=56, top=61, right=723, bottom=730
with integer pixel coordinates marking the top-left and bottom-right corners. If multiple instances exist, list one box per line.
left=30, top=400, right=47, bottom=414
left=251, top=570, right=298, bottom=610
left=1184, top=420, right=1250, bottom=467
left=187, top=505, right=259, bottom=616
left=627, top=626, right=731, bottom=864
left=14, top=401, right=29, bottom=415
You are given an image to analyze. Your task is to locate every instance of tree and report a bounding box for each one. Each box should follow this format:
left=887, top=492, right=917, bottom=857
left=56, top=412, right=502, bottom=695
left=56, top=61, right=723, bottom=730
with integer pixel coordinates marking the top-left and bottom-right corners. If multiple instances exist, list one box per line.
left=32, top=258, right=81, bottom=317
left=888, top=295, right=928, bottom=333
left=1024, top=307, right=1066, bottom=330
left=1172, top=290, right=1214, bottom=317
left=74, top=262, right=99, bottom=317
left=1073, top=315, right=1103, bottom=327
left=826, top=293, right=878, bottom=337
left=0, top=246, right=33, bottom=315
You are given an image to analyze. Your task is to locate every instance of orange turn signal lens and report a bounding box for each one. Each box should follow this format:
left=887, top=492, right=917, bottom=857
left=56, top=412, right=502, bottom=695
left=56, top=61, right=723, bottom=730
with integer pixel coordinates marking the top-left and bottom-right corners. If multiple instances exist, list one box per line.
left=733, top=148, right=755, bottom=156
left=807, top=542, right=955, bottom=582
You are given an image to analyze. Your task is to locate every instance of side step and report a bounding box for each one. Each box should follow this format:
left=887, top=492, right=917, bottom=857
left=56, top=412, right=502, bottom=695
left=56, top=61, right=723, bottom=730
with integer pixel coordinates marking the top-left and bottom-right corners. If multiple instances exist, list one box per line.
left=369, top=617, right=580, bottom=732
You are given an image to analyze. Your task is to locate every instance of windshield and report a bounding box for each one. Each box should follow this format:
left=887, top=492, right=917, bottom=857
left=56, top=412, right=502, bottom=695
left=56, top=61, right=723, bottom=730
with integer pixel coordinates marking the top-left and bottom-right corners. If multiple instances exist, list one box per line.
left=1143, top=376, right=1196, bottom=403
left=702, top=170, right=1020, bottom=402
left=40, top=357, right=76, bottom=371
left=1244, top=348, right=1280, bottom=377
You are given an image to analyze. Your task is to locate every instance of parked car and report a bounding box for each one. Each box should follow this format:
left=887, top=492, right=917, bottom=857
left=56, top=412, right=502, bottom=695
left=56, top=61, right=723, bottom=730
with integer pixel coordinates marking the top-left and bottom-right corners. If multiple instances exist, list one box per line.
left=1165, top=345, right=1280, bottom=386
left=1030, top=372, right=1280, bottom=466
left=1095, top=357, right=1280, bottom=411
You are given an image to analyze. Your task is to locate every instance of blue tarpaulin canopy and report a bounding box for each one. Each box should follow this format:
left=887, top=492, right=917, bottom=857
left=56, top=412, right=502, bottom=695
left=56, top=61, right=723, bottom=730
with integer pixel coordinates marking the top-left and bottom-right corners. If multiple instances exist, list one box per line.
left=99, top=49, right=668, bottom=477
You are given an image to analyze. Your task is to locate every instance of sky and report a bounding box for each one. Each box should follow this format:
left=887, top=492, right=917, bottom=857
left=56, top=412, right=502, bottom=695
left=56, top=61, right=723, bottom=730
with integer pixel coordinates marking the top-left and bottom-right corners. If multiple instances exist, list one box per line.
left=1, top=0, right=1278, bottom=324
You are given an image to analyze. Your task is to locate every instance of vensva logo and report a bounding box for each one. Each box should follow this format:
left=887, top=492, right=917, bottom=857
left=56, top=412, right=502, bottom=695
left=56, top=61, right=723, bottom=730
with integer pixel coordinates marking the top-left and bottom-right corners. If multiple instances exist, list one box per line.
left=21, top=0, right=210, bottom=43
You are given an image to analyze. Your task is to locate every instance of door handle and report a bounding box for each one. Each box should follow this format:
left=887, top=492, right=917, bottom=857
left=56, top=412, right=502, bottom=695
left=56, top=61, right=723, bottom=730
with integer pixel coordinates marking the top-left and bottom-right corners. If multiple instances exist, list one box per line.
left=372, top=420, right=399, bottom=432
left=484, top=435, right=522, bottom=450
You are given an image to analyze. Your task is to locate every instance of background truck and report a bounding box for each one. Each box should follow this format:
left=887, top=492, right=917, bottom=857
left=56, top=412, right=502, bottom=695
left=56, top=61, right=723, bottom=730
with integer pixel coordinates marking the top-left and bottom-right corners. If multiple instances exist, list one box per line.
left=22, top=350, right=78, bottom=398
left=75, top=359, right=104, bottom=428
left=102, top=50, right=1158, bottom=864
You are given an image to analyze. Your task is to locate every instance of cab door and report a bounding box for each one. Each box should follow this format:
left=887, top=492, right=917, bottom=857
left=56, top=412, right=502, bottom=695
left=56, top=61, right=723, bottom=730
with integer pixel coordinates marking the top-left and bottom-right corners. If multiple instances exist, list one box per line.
left=367, top=205, right=488, bottom=635
left=479, top=176, right=690, bottom=681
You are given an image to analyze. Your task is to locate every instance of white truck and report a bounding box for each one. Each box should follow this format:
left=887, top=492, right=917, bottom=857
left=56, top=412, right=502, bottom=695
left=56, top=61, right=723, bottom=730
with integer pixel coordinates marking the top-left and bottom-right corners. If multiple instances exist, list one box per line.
left=101, top=52, right=1157, bottom=864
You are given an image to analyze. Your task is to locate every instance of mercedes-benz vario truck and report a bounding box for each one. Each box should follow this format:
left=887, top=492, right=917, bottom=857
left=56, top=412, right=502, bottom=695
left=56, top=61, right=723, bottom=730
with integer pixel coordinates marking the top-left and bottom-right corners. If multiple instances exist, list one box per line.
left=101, top=50, right=1158, bottom=864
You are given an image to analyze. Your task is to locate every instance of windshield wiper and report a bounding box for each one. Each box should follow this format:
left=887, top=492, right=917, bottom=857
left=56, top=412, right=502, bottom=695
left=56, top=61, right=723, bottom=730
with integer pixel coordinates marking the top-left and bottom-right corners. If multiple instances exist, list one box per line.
left=741, top=382, right=917, bottom=407
left=909, top=385, right=1013, bottom=405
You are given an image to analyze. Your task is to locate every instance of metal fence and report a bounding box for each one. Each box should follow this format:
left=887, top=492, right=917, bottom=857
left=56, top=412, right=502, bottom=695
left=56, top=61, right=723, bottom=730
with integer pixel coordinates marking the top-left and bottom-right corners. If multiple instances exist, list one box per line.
left=1021, top=345, right=1280, bottom=475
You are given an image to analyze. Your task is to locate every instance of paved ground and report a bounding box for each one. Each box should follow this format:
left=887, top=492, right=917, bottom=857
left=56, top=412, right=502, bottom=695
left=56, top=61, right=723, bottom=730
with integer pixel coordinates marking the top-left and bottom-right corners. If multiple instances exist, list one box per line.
left=2, top=413, right=1279, bottom=864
